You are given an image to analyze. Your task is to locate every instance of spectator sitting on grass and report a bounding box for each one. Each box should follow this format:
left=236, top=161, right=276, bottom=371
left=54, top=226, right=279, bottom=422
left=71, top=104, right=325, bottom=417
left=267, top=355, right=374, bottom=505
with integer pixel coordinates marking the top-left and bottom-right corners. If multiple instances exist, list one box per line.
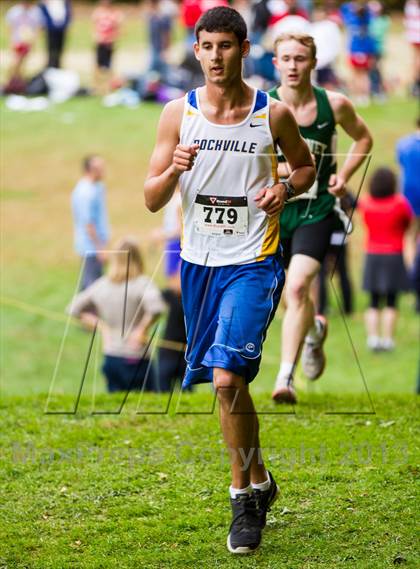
left=5, top=1, right=42, bottom=93
left=67, top=237, right=166, bottom=393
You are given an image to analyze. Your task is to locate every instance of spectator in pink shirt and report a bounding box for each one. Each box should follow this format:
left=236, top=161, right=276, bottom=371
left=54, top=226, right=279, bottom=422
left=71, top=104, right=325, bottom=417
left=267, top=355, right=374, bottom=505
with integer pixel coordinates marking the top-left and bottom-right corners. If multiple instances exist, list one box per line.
left=92, top=0, right=123, bottom=93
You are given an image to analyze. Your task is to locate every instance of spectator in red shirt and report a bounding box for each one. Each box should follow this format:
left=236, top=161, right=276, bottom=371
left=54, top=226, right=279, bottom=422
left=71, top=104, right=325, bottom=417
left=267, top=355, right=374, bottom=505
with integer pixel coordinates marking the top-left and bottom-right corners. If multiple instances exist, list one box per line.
left=359, top=167, right=413, bottom=351
left=268, top=0, right=309, bottom=28
left=181, top=0, right=227, bottom=49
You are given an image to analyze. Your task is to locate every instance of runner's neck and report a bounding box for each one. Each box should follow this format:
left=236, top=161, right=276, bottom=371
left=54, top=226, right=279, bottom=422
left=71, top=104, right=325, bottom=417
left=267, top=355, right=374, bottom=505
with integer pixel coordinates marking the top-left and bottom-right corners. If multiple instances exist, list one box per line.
left=278, top=83, right=315, bottom=111
left=198, top=82, right=255, bottom=123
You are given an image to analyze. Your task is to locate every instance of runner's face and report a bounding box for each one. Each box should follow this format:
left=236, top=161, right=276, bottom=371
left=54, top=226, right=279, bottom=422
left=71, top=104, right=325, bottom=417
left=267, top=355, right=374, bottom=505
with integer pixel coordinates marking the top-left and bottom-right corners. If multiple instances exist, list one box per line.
left=194, top=31, right=249, bottom=86
left=90, top=157, right=105, bottom=180
left=273, top=40, right=315, bottom=88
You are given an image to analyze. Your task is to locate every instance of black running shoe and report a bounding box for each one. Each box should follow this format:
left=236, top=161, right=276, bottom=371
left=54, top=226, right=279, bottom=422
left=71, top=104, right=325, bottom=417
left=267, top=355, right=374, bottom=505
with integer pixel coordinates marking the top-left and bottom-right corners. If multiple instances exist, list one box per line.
left=253, top=471, right=280, bottom=528
left=227, top=493, right=262, bottom=554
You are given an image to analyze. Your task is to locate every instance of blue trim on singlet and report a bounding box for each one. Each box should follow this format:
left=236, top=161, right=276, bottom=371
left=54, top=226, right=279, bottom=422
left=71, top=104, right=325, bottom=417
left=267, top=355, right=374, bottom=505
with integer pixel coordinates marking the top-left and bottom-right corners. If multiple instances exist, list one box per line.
left=188, top=90, right=198, bottom=109
left=253, top=90, right=267, bottom=113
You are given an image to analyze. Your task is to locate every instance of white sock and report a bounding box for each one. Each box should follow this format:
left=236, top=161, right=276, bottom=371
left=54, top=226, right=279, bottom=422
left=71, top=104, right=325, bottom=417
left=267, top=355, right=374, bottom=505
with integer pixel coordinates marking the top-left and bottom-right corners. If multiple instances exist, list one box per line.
left=229, top=484, right=253, bottom=499
left=251, top=471, right=270, bottom=491
left=277, top=362, right=294, bottom=379
left=367, top=335, right=380, bottom=348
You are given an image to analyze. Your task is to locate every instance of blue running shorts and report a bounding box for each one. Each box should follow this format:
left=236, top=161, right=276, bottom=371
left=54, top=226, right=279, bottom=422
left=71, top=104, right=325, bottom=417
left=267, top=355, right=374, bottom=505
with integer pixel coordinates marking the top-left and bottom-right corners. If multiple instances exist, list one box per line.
left=180, top=254, right=285, bottom=388
left=165, top=238, right=182, bottom=277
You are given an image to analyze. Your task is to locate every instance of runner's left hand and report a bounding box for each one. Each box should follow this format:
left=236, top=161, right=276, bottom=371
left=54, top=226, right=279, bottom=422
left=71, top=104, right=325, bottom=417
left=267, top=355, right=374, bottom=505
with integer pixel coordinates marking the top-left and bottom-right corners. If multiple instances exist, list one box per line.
left=328, top=174, right=346, bottom=197
left=254, top=183, right=287, bottom=216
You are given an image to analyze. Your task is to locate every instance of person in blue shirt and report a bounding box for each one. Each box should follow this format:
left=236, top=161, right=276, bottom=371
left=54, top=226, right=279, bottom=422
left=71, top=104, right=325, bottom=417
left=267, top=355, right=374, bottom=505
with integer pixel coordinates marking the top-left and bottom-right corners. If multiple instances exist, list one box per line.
left=71, top=155, right=110, bottom=290
left=397, top=117, right=420, bottom=294
left=341, top=1, right=375, bottom=105
left=148, top=0, right=173, bottom=78
left=397, top=117, right=420, bottom=221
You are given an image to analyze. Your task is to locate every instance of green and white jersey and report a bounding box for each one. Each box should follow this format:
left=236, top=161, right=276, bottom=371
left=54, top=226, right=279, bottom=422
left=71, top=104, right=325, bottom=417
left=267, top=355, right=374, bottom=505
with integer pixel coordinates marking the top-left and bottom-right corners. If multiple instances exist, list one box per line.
left=268, top=85, right=337, bottom=238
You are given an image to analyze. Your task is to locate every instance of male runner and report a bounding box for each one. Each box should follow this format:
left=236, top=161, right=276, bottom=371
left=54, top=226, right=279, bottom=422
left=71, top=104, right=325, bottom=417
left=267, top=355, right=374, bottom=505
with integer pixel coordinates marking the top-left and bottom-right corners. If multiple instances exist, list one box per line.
left=144, top=8, right=315, bottom=554
left=269, top=33, right=373, bottom=404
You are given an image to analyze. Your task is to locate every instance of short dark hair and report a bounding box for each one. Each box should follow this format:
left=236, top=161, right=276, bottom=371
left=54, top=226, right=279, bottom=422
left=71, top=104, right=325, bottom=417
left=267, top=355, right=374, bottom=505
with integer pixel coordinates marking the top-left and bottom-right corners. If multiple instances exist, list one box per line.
left=369, top=167, right=396, bottom=199
left=195, top=7, right=247, bottom=46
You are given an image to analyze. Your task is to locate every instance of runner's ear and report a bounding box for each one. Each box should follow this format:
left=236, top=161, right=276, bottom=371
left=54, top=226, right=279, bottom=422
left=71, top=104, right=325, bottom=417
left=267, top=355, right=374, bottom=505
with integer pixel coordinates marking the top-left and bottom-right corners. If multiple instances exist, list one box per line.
left=241, top=39, right=250, bottom=59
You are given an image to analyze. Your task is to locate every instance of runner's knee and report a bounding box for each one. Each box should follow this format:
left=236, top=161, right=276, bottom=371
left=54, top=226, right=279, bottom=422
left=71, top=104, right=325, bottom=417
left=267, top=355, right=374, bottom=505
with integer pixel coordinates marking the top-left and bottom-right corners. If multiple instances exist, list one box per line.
left=286, top=278, right=311, bottom=305
left=213, top=370, right=246, bottom=400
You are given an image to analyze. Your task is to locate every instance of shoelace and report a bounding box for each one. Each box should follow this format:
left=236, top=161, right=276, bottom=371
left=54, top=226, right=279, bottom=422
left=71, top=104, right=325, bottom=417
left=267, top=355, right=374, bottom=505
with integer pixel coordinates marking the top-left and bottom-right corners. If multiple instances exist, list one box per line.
left=253, top=489, right=270, bottom=513
left=305, top=331, right=324, bottom=346
left=230, top=495, right=260, bottom=530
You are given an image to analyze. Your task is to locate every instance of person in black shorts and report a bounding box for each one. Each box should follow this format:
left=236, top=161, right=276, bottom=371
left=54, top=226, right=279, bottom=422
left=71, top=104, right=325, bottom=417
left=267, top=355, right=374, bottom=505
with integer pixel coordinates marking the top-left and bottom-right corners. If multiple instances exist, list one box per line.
left=157, top=275, right=190, bottom=392
left=92, top=0, right=123, bottom=93
left=269, top=33, right=373, bottom=404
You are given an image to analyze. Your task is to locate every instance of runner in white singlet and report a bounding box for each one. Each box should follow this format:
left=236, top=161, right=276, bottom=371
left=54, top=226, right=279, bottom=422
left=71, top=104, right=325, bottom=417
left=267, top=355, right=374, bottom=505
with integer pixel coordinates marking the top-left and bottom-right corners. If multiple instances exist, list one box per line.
left=144, top=7, right=315, bottom=555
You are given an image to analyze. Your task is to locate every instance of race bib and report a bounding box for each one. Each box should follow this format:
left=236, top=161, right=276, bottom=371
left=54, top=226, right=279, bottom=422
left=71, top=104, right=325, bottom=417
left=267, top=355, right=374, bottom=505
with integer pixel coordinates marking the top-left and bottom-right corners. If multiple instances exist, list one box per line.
left=193, top=195, right=248, bottom=236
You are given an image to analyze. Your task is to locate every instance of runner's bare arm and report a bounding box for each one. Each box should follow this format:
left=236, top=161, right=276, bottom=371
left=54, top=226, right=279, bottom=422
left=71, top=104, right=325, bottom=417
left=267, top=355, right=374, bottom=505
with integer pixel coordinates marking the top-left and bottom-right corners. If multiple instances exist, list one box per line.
left=273, top=102, right=316, bottom=193
left=328, top=91, right=373, bottom=196
left=144, top=99, right=199, bottom=212
left=254, top=102, right=315, bottom=216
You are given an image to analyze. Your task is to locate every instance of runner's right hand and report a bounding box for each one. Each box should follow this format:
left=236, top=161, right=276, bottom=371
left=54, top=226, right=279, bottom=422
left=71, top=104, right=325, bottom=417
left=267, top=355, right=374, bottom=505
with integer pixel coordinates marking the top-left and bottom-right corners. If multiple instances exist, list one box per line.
left=172, top=144, right=199, bottom=174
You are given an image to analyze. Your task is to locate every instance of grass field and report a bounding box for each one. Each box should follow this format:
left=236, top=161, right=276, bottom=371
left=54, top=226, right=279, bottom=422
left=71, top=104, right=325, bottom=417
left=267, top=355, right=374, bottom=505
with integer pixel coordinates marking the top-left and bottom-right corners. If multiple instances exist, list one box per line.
left=1, top=93, right=419, bottom=567
left=0, top=394, right=418, bottom=568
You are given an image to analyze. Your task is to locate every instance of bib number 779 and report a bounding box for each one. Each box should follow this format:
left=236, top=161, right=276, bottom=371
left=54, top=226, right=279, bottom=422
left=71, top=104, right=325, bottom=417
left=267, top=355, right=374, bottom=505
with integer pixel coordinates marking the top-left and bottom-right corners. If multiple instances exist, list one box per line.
left=194, top=194, right=248, bottom=236
left=203, top=206, right=238, bottom=225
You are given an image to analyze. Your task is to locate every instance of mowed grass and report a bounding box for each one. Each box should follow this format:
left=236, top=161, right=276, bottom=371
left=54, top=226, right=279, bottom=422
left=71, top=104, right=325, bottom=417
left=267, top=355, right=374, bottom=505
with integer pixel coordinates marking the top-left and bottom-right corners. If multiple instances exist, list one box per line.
left=1, top=96, right=419, bottom=567
left=0, top=394, right=419, bottom=568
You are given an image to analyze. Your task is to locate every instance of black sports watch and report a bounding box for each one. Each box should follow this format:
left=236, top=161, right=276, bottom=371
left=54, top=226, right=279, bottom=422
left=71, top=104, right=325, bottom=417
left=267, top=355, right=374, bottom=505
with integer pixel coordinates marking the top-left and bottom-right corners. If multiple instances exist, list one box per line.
left=281, top=179, right=296, bottom=201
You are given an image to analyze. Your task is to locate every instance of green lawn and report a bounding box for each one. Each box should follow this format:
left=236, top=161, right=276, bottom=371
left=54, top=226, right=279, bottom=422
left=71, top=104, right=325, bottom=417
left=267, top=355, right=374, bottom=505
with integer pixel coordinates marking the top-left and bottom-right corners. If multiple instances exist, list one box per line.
left=1, top=95, right=419, bottom=567
left=0, top=394, right=418, bottom=568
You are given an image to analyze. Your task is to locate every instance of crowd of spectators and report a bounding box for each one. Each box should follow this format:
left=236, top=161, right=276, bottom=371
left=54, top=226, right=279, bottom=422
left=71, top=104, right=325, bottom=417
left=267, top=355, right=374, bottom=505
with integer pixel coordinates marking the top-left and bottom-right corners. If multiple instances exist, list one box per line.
left=3, top=1, right=419, bottom=103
